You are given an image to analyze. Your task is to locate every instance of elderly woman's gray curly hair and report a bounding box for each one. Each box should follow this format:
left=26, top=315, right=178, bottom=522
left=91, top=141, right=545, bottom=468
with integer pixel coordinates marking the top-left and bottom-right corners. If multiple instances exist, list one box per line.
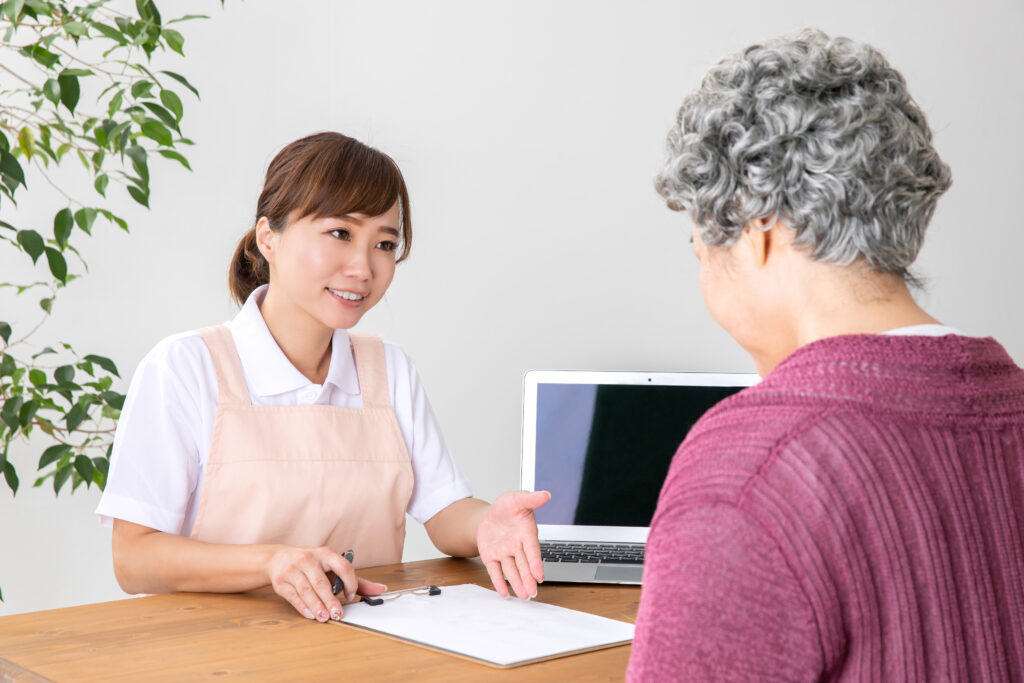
left=656, top=29, right=952, bottom=283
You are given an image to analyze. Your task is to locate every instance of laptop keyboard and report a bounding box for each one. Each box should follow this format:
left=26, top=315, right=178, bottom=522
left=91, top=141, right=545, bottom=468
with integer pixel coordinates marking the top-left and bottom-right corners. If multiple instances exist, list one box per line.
left=540, top=542, right=645, bottom=565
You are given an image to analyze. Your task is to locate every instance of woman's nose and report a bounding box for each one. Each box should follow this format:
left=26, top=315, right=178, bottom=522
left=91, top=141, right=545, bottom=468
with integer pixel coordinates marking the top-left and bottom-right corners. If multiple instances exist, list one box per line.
left=341, top=247, right=371, bottom=279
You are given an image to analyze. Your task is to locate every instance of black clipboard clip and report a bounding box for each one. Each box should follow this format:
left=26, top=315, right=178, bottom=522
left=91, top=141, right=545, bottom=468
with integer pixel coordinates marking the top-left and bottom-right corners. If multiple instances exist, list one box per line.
left=361, top=584, right=442, bottom=606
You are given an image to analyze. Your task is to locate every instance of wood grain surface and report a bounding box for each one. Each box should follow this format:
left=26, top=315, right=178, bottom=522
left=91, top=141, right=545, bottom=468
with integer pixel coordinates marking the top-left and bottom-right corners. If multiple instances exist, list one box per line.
left=0, top=557, right=641, bottom=682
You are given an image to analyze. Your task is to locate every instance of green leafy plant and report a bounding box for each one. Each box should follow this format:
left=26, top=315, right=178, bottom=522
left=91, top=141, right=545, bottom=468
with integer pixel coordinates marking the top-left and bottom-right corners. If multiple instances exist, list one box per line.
left=0, top=0, right=215, bottom=600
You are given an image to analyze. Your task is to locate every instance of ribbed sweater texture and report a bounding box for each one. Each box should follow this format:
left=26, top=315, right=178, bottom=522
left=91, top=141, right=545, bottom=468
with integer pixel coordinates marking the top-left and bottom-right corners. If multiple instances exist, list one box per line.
left=627, top=334, right=1024, bottom=682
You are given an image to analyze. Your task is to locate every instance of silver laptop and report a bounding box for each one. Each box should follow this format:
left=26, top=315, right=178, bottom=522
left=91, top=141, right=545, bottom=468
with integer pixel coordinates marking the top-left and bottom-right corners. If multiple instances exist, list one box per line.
left=521, top=369, right=759, bottom=584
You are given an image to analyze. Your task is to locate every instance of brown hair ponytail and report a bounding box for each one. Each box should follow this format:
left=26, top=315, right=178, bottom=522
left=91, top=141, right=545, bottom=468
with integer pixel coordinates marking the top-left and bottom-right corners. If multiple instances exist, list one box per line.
left=228, top=131, right=412, bottom=306
left=228, top=227, right=270, bottom=306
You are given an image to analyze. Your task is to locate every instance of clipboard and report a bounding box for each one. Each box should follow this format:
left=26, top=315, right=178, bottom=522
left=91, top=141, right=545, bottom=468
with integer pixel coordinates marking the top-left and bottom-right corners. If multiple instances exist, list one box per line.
left=333, top=583, right=635, bottom=668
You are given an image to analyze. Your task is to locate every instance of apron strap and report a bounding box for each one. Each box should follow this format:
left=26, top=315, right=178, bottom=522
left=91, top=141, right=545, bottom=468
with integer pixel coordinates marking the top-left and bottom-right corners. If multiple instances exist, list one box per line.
left=199, top=325, right=251, bottom=407
left=348, top=332, right=391, bottom=409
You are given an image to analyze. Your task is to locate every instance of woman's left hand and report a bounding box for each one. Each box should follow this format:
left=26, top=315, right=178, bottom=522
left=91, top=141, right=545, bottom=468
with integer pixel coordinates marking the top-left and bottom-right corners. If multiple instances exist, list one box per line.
left=477, top=490, right=551, bottom=599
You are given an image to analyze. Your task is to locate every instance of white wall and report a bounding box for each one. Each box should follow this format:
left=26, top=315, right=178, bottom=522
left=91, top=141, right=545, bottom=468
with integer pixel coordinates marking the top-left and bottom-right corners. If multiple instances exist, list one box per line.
left=2, top=0, right=1022, bottom=615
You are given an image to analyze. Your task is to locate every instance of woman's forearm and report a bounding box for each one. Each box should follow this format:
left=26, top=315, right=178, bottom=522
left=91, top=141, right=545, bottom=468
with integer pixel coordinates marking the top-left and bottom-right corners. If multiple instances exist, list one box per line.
left=423, top=497, right=490, bottom=557
left=112, top=519, right=280, bottom=594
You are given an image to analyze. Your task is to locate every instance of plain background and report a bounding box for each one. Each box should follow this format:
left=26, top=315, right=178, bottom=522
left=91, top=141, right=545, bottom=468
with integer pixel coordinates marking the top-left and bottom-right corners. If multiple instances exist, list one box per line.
left=1, top=0, right=1022, bottom=615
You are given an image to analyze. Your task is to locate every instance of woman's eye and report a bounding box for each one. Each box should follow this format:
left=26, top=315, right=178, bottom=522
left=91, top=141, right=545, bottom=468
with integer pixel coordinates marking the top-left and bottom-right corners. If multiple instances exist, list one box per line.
left=376, top=240, right=398, bottom=252
left=329, top=229, right=350, bottom=240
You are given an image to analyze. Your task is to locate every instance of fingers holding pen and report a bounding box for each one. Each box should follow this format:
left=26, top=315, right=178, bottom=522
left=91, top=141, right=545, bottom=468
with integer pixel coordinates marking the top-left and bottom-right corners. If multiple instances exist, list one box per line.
left=268, top=545, right=358, bottom=621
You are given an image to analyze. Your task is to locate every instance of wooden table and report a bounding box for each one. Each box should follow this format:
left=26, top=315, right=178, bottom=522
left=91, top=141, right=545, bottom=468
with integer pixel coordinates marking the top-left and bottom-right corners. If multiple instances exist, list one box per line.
left=0, top=557, right=641, bottom=681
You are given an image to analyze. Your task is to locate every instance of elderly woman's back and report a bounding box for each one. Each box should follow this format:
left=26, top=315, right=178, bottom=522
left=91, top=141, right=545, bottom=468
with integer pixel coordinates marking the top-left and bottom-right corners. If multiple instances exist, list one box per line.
left=629, top=333, right=1024, bottom=680
left=628, top=30, right=1024, bottom=682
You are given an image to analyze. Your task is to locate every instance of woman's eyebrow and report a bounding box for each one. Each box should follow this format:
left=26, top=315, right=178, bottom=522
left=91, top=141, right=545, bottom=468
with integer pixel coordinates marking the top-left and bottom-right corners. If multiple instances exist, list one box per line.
left=334, top=215, right=399, bottom=236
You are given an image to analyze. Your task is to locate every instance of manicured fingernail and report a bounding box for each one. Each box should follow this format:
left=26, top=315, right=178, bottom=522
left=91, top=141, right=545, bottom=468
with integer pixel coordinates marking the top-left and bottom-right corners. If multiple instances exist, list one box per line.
left=530, top=592, right=537, bottom=600
left=304, top=609, right=314, bottom=619
left=319, top=610, right=329, bottom=622
left=331, top=607, right=341, bottom=620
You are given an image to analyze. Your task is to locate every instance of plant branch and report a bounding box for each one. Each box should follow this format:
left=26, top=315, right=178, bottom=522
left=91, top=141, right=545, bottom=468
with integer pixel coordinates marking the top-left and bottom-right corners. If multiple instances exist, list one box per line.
left=0, top=62, right=39, bottom=90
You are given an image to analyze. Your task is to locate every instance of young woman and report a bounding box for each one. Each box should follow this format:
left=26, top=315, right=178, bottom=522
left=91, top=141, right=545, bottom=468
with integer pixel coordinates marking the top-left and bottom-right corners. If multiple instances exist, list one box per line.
left=96, top=132, right=549, bottom=623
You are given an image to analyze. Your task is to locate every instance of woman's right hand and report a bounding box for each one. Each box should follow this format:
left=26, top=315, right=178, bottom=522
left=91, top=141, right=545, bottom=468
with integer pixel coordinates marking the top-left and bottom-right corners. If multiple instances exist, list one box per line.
left=265, top=546, right=387, bottom=622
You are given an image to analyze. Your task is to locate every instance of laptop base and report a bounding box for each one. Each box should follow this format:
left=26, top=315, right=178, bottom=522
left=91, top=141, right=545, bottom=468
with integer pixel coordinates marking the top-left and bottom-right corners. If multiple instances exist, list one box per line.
left=542, top=561, right=643, bottom=585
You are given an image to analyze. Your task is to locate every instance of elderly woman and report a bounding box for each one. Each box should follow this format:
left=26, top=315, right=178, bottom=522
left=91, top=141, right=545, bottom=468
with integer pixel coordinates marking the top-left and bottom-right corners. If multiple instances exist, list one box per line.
left=628, top=30, right=1024, bottom=681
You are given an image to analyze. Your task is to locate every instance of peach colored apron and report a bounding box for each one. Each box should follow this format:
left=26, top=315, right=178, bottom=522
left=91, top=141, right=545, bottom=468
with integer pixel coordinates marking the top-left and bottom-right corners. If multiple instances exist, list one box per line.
left=189, top=325, right=413, bottom=569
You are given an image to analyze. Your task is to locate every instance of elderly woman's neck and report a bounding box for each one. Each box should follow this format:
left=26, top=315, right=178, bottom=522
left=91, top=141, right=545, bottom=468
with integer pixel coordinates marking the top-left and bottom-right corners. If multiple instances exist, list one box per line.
left=749, top=262, right=939, bottom=376
left=793, top=265, right=939, bottom=348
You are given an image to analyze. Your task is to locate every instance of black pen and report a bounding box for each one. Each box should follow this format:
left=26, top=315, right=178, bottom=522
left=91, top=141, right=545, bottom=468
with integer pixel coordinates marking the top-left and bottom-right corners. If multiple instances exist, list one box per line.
left=332, top=549, right=355, bottom=597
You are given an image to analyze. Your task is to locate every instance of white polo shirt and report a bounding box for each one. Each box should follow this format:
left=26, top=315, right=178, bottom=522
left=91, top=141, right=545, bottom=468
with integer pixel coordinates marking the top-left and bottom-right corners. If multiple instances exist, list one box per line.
left=96, top=285, right=472, bottom=536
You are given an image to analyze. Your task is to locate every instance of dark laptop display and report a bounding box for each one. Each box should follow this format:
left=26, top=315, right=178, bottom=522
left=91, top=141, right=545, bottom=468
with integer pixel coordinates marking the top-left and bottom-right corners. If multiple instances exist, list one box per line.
left=534, top=383, right=746, bottom=528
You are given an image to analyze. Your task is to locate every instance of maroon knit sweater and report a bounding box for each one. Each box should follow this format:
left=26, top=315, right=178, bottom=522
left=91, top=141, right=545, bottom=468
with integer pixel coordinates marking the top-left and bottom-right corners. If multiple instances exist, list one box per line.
left=628, top=334, right=1024, bottom=682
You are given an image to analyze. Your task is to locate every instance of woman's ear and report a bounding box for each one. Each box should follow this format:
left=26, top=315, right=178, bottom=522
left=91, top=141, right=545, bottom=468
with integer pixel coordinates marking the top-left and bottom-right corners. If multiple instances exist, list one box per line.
left=740, top=218, right=771, bottom=268
left=255, top=217, right=276, bottom=265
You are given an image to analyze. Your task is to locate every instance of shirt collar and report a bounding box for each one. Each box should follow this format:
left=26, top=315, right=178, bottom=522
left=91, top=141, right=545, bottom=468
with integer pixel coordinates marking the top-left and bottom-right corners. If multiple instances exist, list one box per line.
left=228, top=285, right=360, bottom=397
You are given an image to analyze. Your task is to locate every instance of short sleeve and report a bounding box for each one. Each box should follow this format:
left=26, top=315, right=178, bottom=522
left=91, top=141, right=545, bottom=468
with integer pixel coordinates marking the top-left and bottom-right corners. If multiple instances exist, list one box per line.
left=383, top=342, right=472, bottom=523
left=95, top=333, right=214, bottom=535
left=627, top=504, right=822, bottom=682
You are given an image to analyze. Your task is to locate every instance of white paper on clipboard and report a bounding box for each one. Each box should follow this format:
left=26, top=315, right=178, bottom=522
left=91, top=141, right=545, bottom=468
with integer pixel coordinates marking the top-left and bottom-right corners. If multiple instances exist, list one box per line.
left=337, top=583, right=634, bottom=668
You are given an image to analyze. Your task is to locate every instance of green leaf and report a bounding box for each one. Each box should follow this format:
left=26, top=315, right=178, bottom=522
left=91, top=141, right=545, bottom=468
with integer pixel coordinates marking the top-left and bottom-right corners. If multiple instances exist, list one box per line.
left=54, top=364, right=75, bottom=384
left=53, top=463, right=71, bottom=494
left=157, top=149, right=191, bottom=170
left=61, top=68, right=93, bottom=77
left=18, top=399, right=38, bottom=427
left=0, top=354, right=15, bottom=377
left=29, top=368, right=45, bottom=386
left=160, top=70, right=199, bottom=98
left=0, top=322, right=10, bottom=344
left=21, top=44, right=59, bottom=69
left=133, top=159, right=149, bottom=185
left=125, top=144, right=147, bottom=165
left=64, top=21, right=89, bottom=37
left=1, top=396, right=24, bottom=430
left=57, top=71, right=81, bottom=114
left=18, top=126, right=35, bottom=158
left=127, top=185, right=149, bottom=208
left=17, top=230, right=44, bottom=263
left=136, top=0, right=162, bottom=25
left=32, top=346, right=56, bottom=359
left=45, top=247, right=68, bottom=282
left=0, top=149, right=26, bottom=188
left=107, top=90, right=124, bottom=117
left=93, top=456, right=109, bottom=477
left=39, top=297, right=52, bottom=313
left=91, top=22, right=127, bottom=45
left=94, top=173, right=109, bottom=197
left=65, top=404, right=87, bottom=431
left=74, top=207, right=98, bottom=235
left=159, top=89, right=183, bottom=120
left=54, top=207, right=73, bottom=246
left=162, top=27, right=184, bottom=55
left=141, top=120, right=172, bottom=146
left=3, top=461, right=18, bottom=496
left=142, top=102, right=177, bottom=130
left=130, top=80, right=154, bottom=99
left=4, top=0, right=26, bottom=24
left=42, top=79, right=61, bottom=105
left=100, top=390, right=125, bottom=410
left=73, top=454, right=94, bottom=483
left=38, top=445, right=70, bottom=469
left=84, top=354, right=120, bottom=377
left=98, top=210, right=128, bottom=232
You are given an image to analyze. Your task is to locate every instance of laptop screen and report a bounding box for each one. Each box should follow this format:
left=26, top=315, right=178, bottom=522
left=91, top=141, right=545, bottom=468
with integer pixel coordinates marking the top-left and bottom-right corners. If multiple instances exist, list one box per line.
left=522, top=371, right=759, bottom=537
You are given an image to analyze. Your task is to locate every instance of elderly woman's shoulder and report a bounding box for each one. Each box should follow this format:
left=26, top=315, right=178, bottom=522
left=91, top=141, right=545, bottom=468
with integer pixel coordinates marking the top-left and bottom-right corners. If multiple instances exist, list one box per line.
left=665, top=385, right=846, bottom=498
